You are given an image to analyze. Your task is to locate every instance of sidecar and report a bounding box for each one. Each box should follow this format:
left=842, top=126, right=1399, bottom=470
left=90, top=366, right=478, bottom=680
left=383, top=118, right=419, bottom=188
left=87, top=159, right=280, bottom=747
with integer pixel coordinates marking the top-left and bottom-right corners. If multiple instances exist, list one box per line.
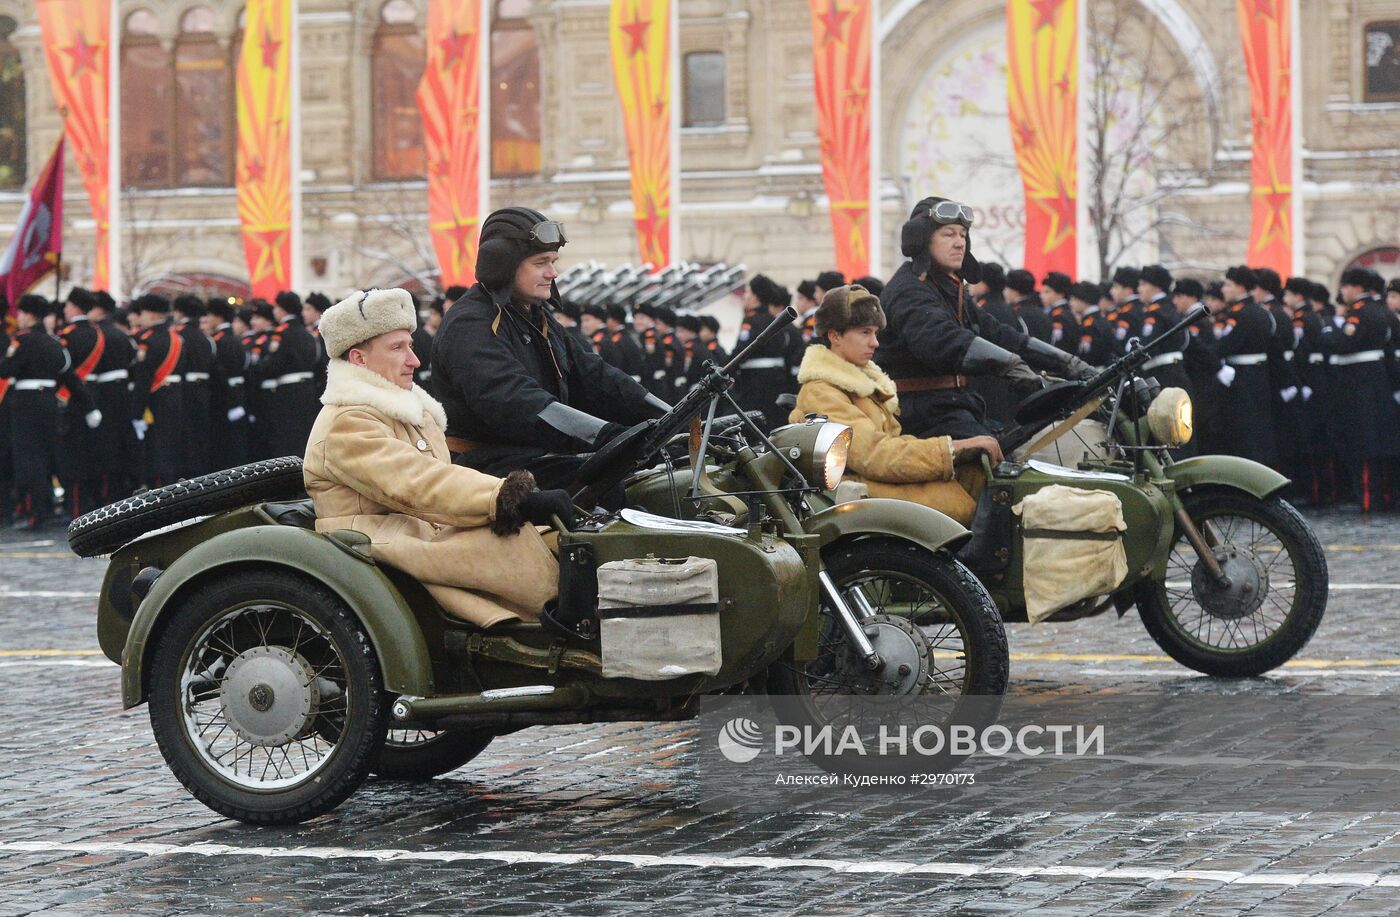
left=73, top=458, right=817, bottom=824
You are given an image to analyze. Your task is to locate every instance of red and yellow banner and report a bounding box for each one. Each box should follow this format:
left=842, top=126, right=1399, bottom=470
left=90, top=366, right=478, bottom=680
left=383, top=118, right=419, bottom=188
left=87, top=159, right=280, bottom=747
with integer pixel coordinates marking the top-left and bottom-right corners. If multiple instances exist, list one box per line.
left=808, top=1, right=873, bottom=280
left=1006, top=0, right=1078, bottom=279
left=418, top=0, right=487, bottom=287
left=609, top=0, right=674, bottom=268
left=1237, top=0, right=1293, bottom=275
left=36, top=0, right=111, bottom=290
left=236, top=0, right=294, bottom=299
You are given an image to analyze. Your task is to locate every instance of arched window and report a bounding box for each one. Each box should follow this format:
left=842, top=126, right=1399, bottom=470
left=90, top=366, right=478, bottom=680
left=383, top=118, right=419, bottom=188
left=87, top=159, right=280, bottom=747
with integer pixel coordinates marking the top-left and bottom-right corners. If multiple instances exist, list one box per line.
left=0, top=15, right=24, bottom=190
left=175, top=6, right=233, bottom=185
left=684, top=51, right=725, bottom=127
left=120, top=9, right=175, bottom=188
left=372, top=0, right=425, bottom=179
left=491, top=0, right=540, bottom=177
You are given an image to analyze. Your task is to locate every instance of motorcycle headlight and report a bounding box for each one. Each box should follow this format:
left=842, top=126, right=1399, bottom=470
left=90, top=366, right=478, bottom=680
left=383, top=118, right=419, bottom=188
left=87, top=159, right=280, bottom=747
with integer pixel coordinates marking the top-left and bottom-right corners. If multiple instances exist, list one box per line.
left=1147, top=387, right=1193, bottom=447
left=813, top=423, right=852, bottom=491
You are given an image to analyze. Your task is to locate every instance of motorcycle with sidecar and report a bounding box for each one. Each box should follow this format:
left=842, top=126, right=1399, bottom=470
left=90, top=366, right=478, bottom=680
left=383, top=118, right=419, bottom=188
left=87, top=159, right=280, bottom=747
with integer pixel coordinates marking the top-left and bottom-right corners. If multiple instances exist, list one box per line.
left=630, top=304, right=1327, bottom=678
left=70, top=306, right=1008, bottom=824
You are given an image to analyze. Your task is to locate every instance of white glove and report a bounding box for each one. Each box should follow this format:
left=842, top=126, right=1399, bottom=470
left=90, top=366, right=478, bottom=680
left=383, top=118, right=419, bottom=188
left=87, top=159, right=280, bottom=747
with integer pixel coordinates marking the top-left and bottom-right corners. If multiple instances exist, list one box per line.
left=1216, top=365, right=1236, bottom=387
left=84, top=409, right=102, bottom=429
left=131, top=419, right=148, bottom=441
left=1394, top=390, right=1400, bottom=406
left=227, top=405, right=247, bottom=422
left=1280, top=386, right=1298, bottom=403
left=1301, top=386, right=1312, bottom=401
left=1333, top=316, right=1345, bottom=329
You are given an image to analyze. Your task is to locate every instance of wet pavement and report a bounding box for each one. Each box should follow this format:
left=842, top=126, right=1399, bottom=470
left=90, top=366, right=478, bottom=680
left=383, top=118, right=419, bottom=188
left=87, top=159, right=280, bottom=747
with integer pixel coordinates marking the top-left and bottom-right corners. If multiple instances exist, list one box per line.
left=1, top=507, right=1399, bottom=915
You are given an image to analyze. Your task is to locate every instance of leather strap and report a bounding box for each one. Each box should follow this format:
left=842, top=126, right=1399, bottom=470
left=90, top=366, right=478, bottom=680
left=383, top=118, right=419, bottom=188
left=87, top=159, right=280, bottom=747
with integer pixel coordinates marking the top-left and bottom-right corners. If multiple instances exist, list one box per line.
left=895, top=375, right=968, bottom=393
left=445, top=435, right=479, bottom=455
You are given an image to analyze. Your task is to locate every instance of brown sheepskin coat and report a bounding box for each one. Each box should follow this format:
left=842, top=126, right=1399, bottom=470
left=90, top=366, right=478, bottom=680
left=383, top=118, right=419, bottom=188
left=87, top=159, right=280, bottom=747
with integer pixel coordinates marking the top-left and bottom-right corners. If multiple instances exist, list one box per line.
left=303, top=360, right=558, bottom=627
left=791, top=344, right=978, bottom=525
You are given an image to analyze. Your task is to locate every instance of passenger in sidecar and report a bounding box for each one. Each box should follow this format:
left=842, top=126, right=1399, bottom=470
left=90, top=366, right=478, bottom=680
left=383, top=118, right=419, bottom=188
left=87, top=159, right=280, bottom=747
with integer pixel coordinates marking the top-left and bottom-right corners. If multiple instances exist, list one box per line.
left=304, top=288, right=573, bottom=628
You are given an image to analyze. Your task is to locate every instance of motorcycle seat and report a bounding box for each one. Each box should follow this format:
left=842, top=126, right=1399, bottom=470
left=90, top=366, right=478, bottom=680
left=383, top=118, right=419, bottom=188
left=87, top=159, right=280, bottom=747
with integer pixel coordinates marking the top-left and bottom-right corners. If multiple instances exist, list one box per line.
left=261, top=499, right=317, bottom=530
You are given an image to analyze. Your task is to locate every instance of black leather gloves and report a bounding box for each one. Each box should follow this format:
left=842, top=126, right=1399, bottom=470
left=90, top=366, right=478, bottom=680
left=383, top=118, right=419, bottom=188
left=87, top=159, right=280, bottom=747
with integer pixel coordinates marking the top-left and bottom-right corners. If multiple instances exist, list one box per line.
left=520, top=488, right=577, bottom=530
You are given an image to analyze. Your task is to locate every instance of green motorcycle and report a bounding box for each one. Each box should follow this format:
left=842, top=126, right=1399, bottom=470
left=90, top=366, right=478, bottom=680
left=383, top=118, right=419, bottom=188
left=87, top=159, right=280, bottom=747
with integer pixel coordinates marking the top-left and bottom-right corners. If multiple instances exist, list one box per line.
left=633, top=304, right=1327, bottom=679
left=70, top=305, right=1007, bottom=824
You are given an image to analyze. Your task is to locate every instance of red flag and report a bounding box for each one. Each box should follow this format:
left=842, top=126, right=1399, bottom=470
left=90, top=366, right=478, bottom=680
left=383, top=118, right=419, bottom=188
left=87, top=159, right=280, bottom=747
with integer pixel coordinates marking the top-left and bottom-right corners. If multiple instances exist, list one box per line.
left=0, top=136, right=65, bottom=311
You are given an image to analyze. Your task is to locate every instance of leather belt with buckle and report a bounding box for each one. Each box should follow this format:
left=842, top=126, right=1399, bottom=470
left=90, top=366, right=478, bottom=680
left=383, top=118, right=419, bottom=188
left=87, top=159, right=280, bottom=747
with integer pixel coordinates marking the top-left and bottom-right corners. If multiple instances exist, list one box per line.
left=895, top=375, right=968, bottom=393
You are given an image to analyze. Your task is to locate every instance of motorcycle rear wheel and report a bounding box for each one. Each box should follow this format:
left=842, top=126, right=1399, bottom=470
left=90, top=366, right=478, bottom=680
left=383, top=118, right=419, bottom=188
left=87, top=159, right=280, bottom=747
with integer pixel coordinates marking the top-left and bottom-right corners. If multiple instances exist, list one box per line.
left=1136, top=490, right=1327, bottom=677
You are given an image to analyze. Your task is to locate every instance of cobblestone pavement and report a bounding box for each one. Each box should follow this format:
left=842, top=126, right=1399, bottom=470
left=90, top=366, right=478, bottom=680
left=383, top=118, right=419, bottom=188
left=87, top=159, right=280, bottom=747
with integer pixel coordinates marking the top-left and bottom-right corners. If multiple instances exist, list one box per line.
left=1, top=508, right=1399, bottom=915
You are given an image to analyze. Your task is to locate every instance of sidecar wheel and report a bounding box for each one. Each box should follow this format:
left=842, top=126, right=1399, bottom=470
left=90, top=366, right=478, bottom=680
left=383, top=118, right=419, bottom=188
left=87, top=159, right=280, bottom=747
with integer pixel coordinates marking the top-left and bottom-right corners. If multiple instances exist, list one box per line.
left=1136, top=491, right=1328, bottom=677
left=148, top=571, right=388, bottom=824
left=373, top=726, right=494, bottom=781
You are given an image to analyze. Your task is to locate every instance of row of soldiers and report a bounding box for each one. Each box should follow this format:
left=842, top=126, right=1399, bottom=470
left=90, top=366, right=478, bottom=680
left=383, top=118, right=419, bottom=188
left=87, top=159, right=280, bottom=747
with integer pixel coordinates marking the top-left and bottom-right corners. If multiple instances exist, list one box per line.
left=0, top=287, right=337, bottom=529
left=964, top=262, right=1400, bottom=511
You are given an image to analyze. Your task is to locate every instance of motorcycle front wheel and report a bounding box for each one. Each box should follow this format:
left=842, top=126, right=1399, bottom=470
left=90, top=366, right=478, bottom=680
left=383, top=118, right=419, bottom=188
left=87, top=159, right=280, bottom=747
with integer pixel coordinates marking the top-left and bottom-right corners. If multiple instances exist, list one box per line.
left=765, top=540, right=1008, bottom=772
left=1135, top=490, right=1328, bottom=677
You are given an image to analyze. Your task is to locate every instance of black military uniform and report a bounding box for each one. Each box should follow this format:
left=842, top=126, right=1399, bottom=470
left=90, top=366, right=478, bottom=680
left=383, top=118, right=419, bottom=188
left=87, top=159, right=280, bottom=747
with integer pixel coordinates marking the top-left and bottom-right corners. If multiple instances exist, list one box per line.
left=249, top=308, right=319, bottom=458
left=174, top=300, right=218, bottom=477
left=1213, top=270, right=1276, bottom=466
left=732, top=276, right=793, bottom=429
left=55, top=300, right=108, bottom=516
left=605, top=306, right=646, bottom=384
left=210, top=316, right=250, bottom=470
left=128, top=296, right=189, bottom=488
left=242, top=316, right=273, bottom=460
left=1173, top=280, right=1223, bottom=455
left=0, top=329, right=11, bottom=526
left=1318, top=273, right=1398, bottom=510
left=698, top=316, right=729, bottom=367
left=878, top=198, right=1092, bottom=439
left=87, top=302, right=136, bottom=502
left=969, top=266, right=1021, bottom=427
left=1047, top=299, right=1080, bottom=355
left=430, top=206, right=668, bottom=497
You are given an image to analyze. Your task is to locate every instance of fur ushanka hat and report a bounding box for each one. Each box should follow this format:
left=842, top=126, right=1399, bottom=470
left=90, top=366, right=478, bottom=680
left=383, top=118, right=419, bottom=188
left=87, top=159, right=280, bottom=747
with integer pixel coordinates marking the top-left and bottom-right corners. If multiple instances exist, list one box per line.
left=814, top=284, right=885, bottom=341
left=320, top=288, right=419, bottom=359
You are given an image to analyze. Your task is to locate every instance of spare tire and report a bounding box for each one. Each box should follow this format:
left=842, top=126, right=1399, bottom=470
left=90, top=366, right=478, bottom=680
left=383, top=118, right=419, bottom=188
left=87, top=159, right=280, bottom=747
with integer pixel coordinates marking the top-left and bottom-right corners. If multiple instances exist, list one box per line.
left=68, top=457, right=307, bottom=558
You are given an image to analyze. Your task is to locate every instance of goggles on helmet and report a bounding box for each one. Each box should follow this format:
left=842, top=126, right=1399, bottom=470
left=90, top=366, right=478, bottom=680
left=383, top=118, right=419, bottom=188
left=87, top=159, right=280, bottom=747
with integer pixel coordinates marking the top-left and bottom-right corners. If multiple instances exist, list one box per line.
left=926, top=200, right=975, bottom=228
left=528, top=220, right=568, bottom=246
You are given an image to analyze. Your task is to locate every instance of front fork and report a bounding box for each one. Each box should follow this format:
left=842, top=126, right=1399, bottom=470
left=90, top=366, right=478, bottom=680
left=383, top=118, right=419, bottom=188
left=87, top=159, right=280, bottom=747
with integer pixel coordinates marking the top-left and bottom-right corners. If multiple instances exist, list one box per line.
left=818, top=570, right=885, bottom=671
left=1145, top=450, right=1231, bottom=587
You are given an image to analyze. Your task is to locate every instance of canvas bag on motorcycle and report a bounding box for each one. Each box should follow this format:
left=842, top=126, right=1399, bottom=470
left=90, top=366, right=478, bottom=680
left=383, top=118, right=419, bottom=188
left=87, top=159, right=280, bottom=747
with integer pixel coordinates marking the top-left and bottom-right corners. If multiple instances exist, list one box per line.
left=596, top=555, right=723, bottom=680
left=1013, top=484, right=1129, bottom=623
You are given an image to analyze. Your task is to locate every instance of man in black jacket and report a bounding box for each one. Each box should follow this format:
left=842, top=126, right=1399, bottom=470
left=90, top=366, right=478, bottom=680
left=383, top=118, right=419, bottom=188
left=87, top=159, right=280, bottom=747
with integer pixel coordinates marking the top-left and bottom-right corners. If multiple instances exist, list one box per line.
left=86, top=291, right=136, bottom=501
left=173, top=295, right=217, bottom=476
left=430, top=206, right=669, bottom=496
left=249, top=291, right=320, bottom=457
left=129, top=294, right=189, bottom=487
left=876, top=197, right=1095, bottom=439
left=204, top=299, right=250, bottom=470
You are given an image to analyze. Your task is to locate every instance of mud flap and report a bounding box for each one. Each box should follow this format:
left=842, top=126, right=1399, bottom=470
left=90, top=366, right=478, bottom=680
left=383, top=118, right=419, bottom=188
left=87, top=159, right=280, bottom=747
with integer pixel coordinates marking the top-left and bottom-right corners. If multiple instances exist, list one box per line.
left=955, top=483, right=1015, bottom=575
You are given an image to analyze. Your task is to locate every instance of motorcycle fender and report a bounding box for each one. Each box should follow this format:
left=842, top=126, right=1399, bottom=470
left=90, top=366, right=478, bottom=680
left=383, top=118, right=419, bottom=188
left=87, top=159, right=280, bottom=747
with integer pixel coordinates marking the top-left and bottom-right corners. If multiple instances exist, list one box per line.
left=1165, top=455, right=1289, bottom=501
left=119, top=525, right=434, bottom=708
left=803, top=498, right=971, bottom=555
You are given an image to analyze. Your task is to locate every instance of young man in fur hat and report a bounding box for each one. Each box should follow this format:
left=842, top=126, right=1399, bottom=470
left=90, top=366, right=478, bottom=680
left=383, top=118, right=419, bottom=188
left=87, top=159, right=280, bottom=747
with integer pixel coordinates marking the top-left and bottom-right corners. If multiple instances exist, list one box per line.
left=876, top=197, right=1095, bottom=440
left=304, top=288, right=570, bottom=627
left=789, top=285, right=1002, bottom=525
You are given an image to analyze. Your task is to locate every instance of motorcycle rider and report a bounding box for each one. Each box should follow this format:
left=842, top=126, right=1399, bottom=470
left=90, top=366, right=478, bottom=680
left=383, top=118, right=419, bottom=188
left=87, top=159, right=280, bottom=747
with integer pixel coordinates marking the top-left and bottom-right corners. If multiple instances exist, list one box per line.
left=875, top=196, right=1096, bottom=439
left=430, top=206, right=669, bottom=498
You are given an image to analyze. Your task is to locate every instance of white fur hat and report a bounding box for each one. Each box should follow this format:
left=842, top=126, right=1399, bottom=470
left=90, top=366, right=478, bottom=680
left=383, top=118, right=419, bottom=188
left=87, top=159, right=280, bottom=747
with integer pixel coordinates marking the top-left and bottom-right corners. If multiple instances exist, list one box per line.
left=320, top=288, right=419, bottom=359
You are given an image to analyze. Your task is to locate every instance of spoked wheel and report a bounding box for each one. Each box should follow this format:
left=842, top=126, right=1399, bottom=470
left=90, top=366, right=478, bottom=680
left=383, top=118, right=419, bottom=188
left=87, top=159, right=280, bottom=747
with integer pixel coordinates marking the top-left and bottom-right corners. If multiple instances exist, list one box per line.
left=148, top=571, right=388, bottom=824
left=373, top=725, right=494, bottom=781
left=1136, top=490, right=1328, bottom=677
left=766, top=540, right=1008, bottom=772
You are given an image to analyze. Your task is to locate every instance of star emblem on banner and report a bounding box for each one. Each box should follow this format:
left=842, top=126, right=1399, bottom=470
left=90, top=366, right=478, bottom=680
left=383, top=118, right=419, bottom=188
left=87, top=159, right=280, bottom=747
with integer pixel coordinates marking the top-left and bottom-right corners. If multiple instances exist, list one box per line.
left=62, top=33, right=103, bottom=78
left=244, top=156, right=265, bottom=184
left=1030, top=0, right=1064, bottom=31
left=817, top=1, right=853, bottom=46
left=249, top=228, right=288, bottom=283
left=635, top=194, right=665, bottom=251
left=440, top=28, right=472, bottom=68
left=1054, top=75, right=1071, bottom=95
left=1251, top=0, right=1275, bottom=18
left=621, top=7, right=651, bottom=57
left=1015, top=120, right=1036, bottom=150
left=1255, top=178, right=1291, bottom=248
left=260, top=29, right=282, bottom=69
left=1035, top=175, right=1076, bottom=253
left=430, top=157, right=450, bottom=178
left=446, top=217, right=478, bottom=271
left=843, top=84, right=869, bottom=116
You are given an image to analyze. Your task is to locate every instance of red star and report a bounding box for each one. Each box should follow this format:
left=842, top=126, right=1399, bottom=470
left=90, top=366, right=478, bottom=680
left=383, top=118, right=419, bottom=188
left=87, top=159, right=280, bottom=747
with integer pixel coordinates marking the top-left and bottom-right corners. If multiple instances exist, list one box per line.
left=620, top=9, right=651, bottom=57
left=260, top=29, right=281, bottom=70
left=843, top=85, right=869, bottom=116
left=652, top=98, right=667, bottom=118
left=1015, top=120, right=1036, bottom=150
left=249, top=228, right=288, bottom=282
left=430, top=158, right=450, bottom=178
left=1035, top=175, right=1076, bottom=253
left=1251, top=0, right=1275, bottom=18
left=1029, top=0, right=1064, bottom=31
left=62, top=33, right=103, bottom=78
left=440, top=28, right=472, bottom=68
left=1255, top=180, right=1291, bottom=247
left=243, top=157, right=265, bottom=184
left=635, top=194, right=666, bottom=260
left=817, top=1, right=852, bottom=46
left=1054, top=75, right=1071, bottom=95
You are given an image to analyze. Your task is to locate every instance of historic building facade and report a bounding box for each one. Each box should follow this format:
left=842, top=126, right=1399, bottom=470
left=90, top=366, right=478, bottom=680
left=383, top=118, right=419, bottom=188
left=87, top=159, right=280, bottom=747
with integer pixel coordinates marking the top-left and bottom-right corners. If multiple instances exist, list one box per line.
left=0, top=0, right=1397, bottom=300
